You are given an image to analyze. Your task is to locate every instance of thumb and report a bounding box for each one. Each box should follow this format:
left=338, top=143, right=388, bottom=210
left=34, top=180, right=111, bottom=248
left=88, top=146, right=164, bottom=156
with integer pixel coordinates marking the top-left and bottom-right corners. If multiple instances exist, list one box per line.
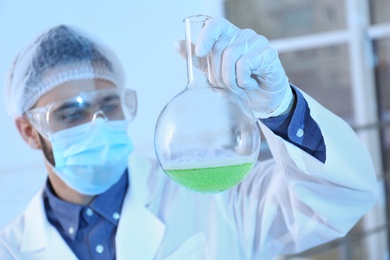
left=174, top=40, right=186, bottom=60
left=173, top=39, right=208, bottom=74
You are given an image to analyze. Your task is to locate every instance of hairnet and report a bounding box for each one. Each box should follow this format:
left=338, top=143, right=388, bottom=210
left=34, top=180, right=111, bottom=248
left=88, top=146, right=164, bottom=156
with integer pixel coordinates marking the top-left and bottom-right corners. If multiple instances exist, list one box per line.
left=5, top=25, right=126, bottom=117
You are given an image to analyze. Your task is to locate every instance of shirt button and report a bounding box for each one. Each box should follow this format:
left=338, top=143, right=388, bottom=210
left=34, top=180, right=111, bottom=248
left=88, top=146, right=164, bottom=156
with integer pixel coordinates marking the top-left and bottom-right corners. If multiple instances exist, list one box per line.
left=68, top=227, right=75, bottom=235
left=86, top=208, right=94, bottom=216
left=296, top=128, right=304, bottom=138
left=96, top=244, right=104, bottom=254
left=113, top=212, right=120, bottom=220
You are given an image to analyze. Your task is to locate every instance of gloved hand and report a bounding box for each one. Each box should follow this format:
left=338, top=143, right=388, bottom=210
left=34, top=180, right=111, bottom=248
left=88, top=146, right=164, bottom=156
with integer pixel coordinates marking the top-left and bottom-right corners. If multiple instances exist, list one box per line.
left=176, top=17, right=294, bottom=119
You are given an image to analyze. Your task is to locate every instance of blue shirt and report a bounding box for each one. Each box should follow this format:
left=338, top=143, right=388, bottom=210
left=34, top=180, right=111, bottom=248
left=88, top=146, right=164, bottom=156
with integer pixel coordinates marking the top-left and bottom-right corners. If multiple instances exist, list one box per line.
left=43, top=85, right=325, bottom=258
left=43, top=170, right=128, bottom=260
left=261, top=86, right=326, bottom=162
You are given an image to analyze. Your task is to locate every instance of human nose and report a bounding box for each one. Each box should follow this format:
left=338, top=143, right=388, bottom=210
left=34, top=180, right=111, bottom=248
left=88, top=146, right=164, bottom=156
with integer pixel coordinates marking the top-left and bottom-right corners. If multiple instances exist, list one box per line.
left=91, top=110, right=108, bottom=123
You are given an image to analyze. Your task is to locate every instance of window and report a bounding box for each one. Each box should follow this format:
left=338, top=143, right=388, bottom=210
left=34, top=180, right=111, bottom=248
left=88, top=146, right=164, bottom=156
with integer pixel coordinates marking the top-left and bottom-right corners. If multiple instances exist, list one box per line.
left=371, top=0, right=390, bottom=24
left=225, top=0, right=346, bottom=39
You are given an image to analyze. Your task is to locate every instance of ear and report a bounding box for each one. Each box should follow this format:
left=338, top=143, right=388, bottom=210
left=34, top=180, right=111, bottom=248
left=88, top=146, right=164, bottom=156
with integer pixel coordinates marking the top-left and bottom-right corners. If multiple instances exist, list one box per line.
left=15, top=117, right=42, bottom=150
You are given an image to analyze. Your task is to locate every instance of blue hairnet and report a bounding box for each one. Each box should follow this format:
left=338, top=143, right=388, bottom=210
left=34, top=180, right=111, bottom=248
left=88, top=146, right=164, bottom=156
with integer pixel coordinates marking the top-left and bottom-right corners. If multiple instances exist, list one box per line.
left=5, top=25, right=126, bottom=117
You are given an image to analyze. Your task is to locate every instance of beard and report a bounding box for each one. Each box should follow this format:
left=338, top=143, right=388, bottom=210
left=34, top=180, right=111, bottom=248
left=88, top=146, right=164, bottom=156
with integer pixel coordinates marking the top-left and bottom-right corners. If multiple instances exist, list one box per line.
left=38, top=134, right=56, bottom=166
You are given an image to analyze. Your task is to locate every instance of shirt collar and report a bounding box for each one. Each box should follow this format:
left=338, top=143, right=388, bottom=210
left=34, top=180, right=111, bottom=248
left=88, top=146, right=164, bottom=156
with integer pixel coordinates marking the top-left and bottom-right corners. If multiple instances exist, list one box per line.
left=89, top=169, right=128, bottom=225
left=43, top=169, right=129, bottom=240
left=44, top=181, right=82, bottom=240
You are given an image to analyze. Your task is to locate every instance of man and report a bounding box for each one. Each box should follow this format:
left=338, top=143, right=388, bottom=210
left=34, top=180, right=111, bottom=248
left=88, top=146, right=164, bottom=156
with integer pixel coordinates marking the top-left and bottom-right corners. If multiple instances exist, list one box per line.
left=0, top=16, right=378, bottom=259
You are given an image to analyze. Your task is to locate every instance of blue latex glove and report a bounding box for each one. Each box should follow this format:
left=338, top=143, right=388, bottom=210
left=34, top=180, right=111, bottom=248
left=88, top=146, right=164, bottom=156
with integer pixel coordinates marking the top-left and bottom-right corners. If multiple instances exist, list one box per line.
left=176, top=17, right=294, bottom=118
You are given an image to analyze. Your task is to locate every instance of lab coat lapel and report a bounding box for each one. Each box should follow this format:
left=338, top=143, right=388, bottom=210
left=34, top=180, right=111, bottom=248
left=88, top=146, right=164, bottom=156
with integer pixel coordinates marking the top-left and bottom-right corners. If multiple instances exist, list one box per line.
left=21, top=190, right=77, bottom=259
left=21, top=191, right=46, bottom=252
left=45, top=226, right=78, bottom=259
left=115, top=154, right=166, bottom=259
left=116, top=200, right=165, bottom=259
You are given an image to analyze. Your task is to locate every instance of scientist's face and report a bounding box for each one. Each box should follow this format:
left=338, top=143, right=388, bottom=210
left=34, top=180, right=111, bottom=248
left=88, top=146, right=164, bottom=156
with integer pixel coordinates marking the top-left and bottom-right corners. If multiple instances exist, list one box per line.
left=27, top=78, right=117, bottom=166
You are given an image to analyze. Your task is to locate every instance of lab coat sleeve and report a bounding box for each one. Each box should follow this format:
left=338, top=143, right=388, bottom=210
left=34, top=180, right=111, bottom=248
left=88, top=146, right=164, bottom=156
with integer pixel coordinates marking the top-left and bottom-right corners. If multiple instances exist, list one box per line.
left=0, top=247, right=13, bottom=260
left=0, top=222, right=20, bottom=260
left=215, top=88, right=379, bottom=257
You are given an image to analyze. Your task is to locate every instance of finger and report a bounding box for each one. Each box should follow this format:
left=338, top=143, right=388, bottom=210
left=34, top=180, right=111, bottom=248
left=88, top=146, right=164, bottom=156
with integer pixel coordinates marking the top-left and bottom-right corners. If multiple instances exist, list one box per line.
left=174, top=39, right=208, bottom=74
left=207, top=39, right=228, bottom=87
left=221, top=29, right=259, bottom=91
left=237, top=35, right=273, bottom=90
left=195, top=17, right=237, bottom=57
left=174, top=40, right=186, bottom=59
left=221, top=45, right=241, bottom=92
left=236, top=57, right=258, bottom=90
left=226, top=30, right=259, bottom=90
left=250, top=47, right=285, bottom=92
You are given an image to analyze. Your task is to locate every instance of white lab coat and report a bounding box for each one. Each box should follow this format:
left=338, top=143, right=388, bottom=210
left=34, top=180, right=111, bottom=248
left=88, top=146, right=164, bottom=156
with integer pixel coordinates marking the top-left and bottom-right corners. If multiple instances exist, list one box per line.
left=0, top=90, right=378, bottom=259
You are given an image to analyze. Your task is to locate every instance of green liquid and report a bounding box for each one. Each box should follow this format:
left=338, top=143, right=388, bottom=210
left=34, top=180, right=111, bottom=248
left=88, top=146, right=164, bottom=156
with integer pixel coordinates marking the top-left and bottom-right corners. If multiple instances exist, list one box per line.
left=165, top=162, right=255, bottom=193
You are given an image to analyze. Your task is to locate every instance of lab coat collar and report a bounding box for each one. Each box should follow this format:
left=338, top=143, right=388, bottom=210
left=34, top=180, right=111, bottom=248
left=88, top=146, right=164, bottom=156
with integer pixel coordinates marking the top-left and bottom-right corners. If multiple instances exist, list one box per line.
left=21, top=190, right=46, bottom=252
left=126, top=153, right=159, bottom=205
left=20, top=154, right=165, bottom=259
left=115, top=153, right=166, bottom=259
left=21, top=189, right=78, bottom=258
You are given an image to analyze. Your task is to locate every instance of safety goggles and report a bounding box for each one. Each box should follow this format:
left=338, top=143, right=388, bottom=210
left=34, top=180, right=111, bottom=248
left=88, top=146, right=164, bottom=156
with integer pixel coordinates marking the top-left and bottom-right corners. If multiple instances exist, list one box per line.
left=25, top=88, right=137, bottom=139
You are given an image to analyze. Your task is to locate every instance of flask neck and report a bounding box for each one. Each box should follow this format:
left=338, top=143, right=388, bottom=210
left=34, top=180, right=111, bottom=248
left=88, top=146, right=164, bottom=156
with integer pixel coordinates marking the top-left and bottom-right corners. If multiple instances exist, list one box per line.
left=184, top=15, right=212, bottom=89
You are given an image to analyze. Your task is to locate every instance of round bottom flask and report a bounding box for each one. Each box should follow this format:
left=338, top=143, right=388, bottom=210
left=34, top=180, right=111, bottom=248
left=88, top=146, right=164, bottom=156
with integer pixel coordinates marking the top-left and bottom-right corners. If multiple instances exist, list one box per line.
left=154, top=15, right=261, bottom=193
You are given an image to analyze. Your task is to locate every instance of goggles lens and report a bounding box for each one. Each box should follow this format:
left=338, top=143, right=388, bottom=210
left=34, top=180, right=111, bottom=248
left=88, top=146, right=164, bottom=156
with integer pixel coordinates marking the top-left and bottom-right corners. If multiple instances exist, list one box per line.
left=25, top=88, right=137, bottom=138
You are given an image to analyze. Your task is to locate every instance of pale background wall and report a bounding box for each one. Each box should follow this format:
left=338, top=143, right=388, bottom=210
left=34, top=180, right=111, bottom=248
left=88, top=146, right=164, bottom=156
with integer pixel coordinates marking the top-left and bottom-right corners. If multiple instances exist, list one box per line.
left=0, top=0, right=223, bottom=228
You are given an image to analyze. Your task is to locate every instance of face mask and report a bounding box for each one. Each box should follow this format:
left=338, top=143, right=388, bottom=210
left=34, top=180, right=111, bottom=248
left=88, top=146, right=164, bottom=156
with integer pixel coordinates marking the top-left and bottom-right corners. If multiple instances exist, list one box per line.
left=49, top=119, right=133, bottom=195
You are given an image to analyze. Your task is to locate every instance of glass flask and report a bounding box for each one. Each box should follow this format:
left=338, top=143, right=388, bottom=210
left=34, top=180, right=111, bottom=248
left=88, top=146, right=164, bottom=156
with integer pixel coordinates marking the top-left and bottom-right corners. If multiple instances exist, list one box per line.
left=154, top=15, right=261, bottom=193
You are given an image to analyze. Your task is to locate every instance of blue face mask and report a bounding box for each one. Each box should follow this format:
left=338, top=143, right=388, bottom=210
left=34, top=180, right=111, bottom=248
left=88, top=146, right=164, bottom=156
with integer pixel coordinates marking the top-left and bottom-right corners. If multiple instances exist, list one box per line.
left=49, top=119, right=133, bottom=195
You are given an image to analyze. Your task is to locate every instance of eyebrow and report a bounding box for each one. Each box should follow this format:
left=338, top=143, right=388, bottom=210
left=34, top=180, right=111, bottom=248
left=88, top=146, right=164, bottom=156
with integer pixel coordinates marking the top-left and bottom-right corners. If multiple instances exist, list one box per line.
left=52, top=94, right=120, bottom=114
left=99, top=94, right=120, bottom=103
left=53, top=100, right=91, bottom=113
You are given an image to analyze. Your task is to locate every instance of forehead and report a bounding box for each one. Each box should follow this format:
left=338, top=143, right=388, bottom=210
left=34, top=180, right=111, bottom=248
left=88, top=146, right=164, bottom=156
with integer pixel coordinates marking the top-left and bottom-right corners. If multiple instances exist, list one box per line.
left=35, top=79, right=116, bottom=108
